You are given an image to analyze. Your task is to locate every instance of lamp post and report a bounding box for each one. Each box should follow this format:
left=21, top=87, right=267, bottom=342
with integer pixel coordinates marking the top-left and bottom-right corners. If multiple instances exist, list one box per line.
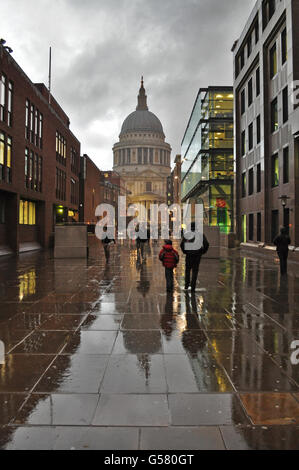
left=278, top=195, right=290, bottom=233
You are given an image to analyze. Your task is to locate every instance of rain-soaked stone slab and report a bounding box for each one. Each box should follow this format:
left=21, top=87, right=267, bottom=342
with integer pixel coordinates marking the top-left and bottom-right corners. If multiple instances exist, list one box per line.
left=53, top=426, right=139, bottom=450
left=162, top=330, right=209, bottom=355
left=11, top=330, right=71, bottom=354
left=216, top=354, right=298, bottom=392
left=37, top=314, right=86, bottom=330
left=164, top=354, right=233, bottom=393
left=14, top=393, right=99, bottom=426
left=0, top=426, right=58, bottom=450
left=0, top=394, right=27, bottom=424
left=34, top=354, right=109, bottom=393
left=121, top=314, right=161, bottom=330
left=0, top=355, right=54, bottom=392
left=100, top=354, right=167, bottom=394
left=220, top=425, right=299, bottom=450
left=239, top=393, right=299, bottom=425
left=140, top=426, right=225, bottom=450
left=92, top=394, right=169, bottom=426
left=62, top=330, right=117, bottom=355
left=0, top=328, right=33, bottom=353
left=169, top=393, right=250, bottom=426
left=81, top=314, right=123, bottom=330
left=112, top=330, right=163, bottom=354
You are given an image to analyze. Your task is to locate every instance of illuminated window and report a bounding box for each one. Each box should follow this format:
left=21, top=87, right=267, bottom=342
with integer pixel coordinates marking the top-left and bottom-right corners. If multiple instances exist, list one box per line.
left=270, top=43, right=277, bottom=79
left=19, top=199, right=36, bottom=225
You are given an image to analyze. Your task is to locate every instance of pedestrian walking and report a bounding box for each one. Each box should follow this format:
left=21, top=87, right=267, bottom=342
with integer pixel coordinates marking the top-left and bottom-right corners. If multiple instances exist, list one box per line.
left=159, top=239, right=179, bottom=292
left=135, top=223, right=148, bottom=260
left=180, top=222, right=209, bottom=292
left=273, top=227, right=291, bottom=275
left=101, top=227, right=116, bottom=263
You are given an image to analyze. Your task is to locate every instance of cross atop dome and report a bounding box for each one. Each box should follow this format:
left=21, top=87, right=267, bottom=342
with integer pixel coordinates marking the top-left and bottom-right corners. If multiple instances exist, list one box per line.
left=136, top=76, right=148, bottom=111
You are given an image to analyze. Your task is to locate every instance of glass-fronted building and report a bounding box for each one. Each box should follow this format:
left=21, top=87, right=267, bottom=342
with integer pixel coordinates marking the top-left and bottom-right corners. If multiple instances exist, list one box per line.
left=181, top=87, right=234, bottom=234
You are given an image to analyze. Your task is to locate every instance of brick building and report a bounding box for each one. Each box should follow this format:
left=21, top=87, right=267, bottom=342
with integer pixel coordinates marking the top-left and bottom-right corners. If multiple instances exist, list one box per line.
left=233, top=0, right=299, bottom=246
left=79, top=154, right=102, bottom=227
left=0, top=43, right=80, bottom=255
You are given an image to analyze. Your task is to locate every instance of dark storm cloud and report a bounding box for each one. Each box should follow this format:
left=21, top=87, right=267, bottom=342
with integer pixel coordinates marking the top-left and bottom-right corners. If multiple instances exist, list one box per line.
left=1, top=0, right=256, bottom=168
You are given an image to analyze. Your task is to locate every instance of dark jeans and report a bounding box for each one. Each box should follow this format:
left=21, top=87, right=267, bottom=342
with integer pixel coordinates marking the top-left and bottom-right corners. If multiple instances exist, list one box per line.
left=165, top=268, right=174, bottom=291
left=185, top=255, right=201, bottom=290
left=103, top=244, right=110, bottom=263
left=278, top=252, right=288, bottom=275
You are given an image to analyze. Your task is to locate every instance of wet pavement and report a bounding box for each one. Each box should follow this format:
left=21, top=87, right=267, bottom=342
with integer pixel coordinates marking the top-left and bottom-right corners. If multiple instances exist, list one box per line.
left=0, top=237, right=299, bottom=450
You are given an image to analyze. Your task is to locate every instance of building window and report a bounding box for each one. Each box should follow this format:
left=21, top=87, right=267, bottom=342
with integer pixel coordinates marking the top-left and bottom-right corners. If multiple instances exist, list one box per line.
left=263, top=0, right=276, bottom=30
left=146, top=182, right=152, bottom=192
left=241, top=89, right=245, bottom=114
left=271, top=98, right=278, bottom=133
left=19, top=200, right=36, bottom=225
left=241, top=130, right=246, bottom=156
left=149, top=148, right=153, bottom=164
left=249, top=168, right=254, bottom=195
left=257, top=163, right=261, bottom=192
left=242, top=214, right=247, bottom=243
left=8, top=81, right=13, bottom=127
left=25, top=100, right=29, bottom=139
left=271, top=153, right=279, bottom=187
left=56, top=131, right=67, bottom=165
left=248, top=78, right=253, bottom=106
left=242, top=172, right=246, bottom=198
left=71, top=147, right=78, bottom=174
left=248, top=123, right=253, bottom=150
left=257, top=212, right=261, bottom=241
left=256, top=115, right=261, bottom=144
left=282, top=86, right=288, bottom=123
left=70, top=178, right=77, bottom=204
left=0, top=74, right=6, bottom=122
left=0, top=131, right=12, bottom=183
left=255, top=20, right=259, bottom=44
left=281, top=28, right=287, bottom=64
left=256, top=68, right=260, bottom=96
left=247, top=34, right=252, bottom=58
left=143, top=148, right=148, bottom=164
left=249, top=214, right=254, bottom=241
left=283, top=147, right=289, bottom=184
left=270, top=43, right=277, bottom=79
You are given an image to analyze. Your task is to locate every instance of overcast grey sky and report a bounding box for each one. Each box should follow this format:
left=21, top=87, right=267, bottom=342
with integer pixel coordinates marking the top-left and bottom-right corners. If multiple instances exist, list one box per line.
left=1, top=0, right=256, bottom=170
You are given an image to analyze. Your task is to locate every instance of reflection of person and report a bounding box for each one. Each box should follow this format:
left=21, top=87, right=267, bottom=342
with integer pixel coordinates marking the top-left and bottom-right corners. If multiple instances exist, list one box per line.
left=273, top=227, right=291, bottom=275
left=136, top=224, right=148, bottom=260
left=101, top=226, right=116, bottom=263
left=180, top=222, right=209, bottom=292
left=159, top=240, right=179, bottom=292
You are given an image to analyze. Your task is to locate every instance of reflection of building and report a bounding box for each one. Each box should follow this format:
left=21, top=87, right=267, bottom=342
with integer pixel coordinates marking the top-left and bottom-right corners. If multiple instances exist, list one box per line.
left=0, top=42, right=80, bottom=255
left=233, top=0, right=299, bottom=245
left=181, top=87, right=234, bottom=233
left=113, top=78, right=171, bottom=220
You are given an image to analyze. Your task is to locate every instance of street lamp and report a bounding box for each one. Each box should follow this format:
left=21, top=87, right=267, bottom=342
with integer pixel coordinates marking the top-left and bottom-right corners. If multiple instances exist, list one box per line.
left=278, top=195, right=290, bottom=231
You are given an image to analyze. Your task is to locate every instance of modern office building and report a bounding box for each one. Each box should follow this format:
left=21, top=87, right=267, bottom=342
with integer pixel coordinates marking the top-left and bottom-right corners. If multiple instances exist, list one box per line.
left=233, top=0, right=299, bottom=245
left=181, top=87, right=234, bottom=234
left=0, top=41, right=80, bottom=255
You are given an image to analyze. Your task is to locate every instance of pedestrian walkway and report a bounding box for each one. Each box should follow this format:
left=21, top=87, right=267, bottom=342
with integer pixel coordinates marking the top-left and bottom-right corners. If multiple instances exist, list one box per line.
left=0, top=238, right=299, bottom=449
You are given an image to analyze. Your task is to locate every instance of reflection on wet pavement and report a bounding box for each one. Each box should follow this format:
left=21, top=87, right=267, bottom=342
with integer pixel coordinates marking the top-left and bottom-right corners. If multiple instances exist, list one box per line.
left=0, top=240, right=299, bottom=449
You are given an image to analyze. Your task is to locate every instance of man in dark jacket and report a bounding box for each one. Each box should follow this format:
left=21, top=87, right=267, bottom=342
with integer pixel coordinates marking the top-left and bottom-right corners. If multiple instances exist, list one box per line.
left=159, top=240, right=179, bottom=292
left=180, top=222, right=209, bottom=292
left=273, top=227, right=291, bottom=275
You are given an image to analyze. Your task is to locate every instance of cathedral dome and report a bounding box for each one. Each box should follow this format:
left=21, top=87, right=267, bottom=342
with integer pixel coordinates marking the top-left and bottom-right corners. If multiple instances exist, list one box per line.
left=120, top=110, right=164, bottom=136
left=119, top=78, right=164, bottom=137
